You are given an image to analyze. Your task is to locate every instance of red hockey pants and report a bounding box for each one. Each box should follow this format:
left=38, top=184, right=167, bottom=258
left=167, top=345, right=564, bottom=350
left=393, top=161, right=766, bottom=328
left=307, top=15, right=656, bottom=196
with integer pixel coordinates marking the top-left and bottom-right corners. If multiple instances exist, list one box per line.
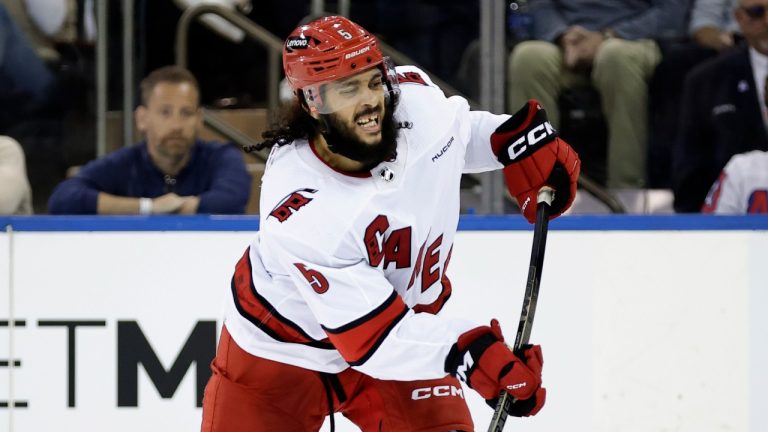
left=201, top=325, right=474, bottom=431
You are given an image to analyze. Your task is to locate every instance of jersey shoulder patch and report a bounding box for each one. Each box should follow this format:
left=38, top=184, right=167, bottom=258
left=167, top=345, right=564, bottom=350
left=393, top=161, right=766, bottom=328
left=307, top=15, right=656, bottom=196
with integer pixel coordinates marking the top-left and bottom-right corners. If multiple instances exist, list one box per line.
left=268, top=188, right=318, bottom=222
left=395, top=66, right=436, bottom=88
left=398, top=71, right=429, bottom=86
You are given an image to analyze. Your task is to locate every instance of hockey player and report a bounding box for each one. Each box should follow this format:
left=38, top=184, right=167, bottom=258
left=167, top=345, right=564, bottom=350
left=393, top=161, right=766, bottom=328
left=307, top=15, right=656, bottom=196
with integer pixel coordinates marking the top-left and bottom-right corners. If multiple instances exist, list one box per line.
left=201, top=15, right=580, bottom=431
left=702, top=150, right=768, bottom=214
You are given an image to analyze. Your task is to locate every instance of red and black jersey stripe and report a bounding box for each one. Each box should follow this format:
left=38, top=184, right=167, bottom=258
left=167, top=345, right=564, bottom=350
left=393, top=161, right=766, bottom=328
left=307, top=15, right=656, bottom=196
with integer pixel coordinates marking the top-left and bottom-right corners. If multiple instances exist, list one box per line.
left=322, top=291, right=409, bottom=366
left=231, top=248, right=334, bottom=349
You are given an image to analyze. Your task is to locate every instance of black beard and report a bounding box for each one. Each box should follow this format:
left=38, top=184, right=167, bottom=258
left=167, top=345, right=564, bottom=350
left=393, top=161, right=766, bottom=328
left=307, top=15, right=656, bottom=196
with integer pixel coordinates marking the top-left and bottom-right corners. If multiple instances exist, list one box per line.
left=319, top=105, right=399, bottom=170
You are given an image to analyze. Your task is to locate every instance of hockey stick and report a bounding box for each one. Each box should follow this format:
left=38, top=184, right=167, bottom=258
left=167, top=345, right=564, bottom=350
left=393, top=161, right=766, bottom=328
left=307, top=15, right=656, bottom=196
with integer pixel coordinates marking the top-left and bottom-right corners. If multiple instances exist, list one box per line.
left=487, top=186, right=554, bottom=432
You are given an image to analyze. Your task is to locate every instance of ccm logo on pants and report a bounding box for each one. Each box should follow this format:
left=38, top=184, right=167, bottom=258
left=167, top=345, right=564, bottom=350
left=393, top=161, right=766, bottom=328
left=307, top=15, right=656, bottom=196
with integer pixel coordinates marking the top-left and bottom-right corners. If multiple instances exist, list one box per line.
left=411, top=385, right=464, bottom=400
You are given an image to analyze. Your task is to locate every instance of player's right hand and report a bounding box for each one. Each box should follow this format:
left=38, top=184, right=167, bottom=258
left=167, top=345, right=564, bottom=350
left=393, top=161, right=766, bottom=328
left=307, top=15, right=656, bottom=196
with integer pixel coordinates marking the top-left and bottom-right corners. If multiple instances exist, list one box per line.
left=490, top=99, right=580, bottom=224
left=444, top=319, right=545, bottom=415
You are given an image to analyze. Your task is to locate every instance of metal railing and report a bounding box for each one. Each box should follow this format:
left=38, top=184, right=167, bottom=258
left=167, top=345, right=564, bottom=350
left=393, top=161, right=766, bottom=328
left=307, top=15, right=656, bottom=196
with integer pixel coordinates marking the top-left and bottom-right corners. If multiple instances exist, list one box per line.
left=169, top=1, right=623, bottom=213
left=175, top=3, right=287, bottom=162
left=172, top=4, right=485, bottom=164
left=202, top=108, right=269, bottom=162
left=175, top=3, right=284, bottom=111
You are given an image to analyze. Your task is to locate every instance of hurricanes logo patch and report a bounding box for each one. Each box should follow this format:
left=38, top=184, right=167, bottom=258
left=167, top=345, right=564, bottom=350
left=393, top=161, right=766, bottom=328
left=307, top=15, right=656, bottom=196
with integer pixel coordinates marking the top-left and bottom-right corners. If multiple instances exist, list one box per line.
left=269, top=188, right=317, bottom=222
left=397, top=71, right=428, bottom=86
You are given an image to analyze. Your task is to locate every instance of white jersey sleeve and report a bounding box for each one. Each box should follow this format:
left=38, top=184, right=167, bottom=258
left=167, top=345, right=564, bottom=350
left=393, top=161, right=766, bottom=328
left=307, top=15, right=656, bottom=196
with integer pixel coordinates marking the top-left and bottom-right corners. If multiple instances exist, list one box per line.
left=702, top=150, right=768, bottom=214
left=392, top=66, right=508, bottom=173
left=462, top=110, right=509, bottom=173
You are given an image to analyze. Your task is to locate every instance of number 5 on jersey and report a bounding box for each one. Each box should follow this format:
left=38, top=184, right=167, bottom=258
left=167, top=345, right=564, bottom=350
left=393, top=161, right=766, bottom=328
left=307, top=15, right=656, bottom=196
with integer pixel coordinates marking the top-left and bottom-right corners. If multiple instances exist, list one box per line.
left=294, top=263, right=330, bottom=294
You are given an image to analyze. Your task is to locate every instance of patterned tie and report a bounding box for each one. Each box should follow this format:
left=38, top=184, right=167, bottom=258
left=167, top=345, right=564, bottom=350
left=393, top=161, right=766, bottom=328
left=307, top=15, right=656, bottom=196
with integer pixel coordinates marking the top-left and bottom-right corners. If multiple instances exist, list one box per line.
left=764, top=74, right=768, bottom=108
left=764, top=74, right=768, bottom=124
left=764, top=74, right=768, bottom=109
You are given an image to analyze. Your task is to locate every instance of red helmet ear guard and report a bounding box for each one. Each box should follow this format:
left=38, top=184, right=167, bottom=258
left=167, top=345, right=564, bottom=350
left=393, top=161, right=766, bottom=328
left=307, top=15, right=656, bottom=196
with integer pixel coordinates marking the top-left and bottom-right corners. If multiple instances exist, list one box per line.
left=283, top=15, right=385, bottom=93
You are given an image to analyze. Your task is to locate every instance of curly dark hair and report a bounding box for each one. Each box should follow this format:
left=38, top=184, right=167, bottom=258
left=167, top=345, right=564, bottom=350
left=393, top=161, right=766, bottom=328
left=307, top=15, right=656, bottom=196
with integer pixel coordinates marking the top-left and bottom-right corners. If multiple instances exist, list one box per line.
left=243, top=96, right=317, bottom=153
left=244, top=93, right=412, bottom=156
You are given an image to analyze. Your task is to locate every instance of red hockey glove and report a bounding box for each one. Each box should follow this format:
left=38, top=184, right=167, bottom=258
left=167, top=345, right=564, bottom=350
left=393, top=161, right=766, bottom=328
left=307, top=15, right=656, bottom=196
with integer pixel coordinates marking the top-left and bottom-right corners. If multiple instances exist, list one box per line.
left=445, top=319, right=545, bottom=415
left=485, top=343, right=547, bottom=417
left=491, top=100, right=580, bottom=223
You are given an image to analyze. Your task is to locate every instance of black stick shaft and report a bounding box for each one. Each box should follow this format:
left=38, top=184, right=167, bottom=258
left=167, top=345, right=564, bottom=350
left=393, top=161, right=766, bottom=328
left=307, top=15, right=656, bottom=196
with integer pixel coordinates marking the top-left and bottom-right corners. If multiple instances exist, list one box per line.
left=487, top=188, right=553, bottom=432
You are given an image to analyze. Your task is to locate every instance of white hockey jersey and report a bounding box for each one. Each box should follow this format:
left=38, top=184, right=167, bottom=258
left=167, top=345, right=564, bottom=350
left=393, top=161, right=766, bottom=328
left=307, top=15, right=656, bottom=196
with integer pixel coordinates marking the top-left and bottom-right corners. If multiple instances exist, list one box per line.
left=702, top=150, right=768, bottom=214
left=224, top=66, right=510, bottom=381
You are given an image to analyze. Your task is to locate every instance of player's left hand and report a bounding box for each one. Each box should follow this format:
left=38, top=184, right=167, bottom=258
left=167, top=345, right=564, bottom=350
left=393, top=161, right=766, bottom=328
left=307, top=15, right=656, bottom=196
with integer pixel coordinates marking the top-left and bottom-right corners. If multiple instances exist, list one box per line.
left=445, top=320, right=545, bottom=415
left=485, top=387, right=546, bottom=417
left=491, top=99, right=580, bottom=223
left=484, top=342, right=547, bottom=417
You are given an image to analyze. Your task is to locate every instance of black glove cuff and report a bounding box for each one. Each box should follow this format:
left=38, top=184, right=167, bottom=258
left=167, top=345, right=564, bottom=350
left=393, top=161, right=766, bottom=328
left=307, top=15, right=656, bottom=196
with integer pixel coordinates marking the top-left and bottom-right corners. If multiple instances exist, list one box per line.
left=444, top=333, right=498, bottom=385
left=485, top=394, right=539, bottom=418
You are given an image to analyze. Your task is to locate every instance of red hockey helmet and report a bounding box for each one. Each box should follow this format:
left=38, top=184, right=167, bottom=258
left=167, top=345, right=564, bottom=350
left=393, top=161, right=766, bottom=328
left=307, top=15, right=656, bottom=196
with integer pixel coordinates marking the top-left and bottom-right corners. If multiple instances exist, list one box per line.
left=283, top=16, right=399, bottom=114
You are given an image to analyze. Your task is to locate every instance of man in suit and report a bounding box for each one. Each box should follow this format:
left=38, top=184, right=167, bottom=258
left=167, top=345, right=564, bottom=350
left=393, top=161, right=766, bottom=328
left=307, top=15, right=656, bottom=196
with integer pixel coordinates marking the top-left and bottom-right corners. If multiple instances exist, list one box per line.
left=672, top=0, right=768, bottom=212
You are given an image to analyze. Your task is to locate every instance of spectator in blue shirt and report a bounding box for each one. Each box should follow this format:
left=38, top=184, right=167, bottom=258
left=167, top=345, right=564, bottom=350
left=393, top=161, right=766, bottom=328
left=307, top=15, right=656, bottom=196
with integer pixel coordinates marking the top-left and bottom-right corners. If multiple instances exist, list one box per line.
left=48, top=65, right=251, bottom=215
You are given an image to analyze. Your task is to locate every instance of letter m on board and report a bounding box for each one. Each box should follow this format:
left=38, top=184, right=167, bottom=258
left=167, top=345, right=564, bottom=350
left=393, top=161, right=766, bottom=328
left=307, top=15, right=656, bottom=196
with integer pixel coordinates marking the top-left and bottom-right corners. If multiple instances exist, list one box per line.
left=117, top=321, right=216, bottom=407
left=269, top=188, right=318, bottom=222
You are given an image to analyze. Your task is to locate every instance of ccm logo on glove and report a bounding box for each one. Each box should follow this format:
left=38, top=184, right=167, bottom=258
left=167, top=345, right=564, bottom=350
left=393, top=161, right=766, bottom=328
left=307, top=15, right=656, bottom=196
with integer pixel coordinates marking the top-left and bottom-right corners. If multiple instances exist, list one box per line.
left=505, top=120, right=556, bottom=161
left=490, top=99, right=581, bottom=223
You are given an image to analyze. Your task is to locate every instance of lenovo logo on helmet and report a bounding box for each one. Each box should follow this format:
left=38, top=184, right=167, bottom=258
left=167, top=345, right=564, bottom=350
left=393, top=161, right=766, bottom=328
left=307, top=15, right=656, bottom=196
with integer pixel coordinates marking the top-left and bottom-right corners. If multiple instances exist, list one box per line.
left=507, top=121, right=556, bottom=161
left=344, top=46, right=371, bottom=60
left=286, top=38, right=309, bottom=49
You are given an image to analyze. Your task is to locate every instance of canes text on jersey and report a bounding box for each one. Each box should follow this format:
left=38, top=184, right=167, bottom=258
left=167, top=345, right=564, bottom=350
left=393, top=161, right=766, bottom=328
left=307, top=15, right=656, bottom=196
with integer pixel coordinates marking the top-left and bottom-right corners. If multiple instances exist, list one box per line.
left=364, top=215, right=447, bottom=293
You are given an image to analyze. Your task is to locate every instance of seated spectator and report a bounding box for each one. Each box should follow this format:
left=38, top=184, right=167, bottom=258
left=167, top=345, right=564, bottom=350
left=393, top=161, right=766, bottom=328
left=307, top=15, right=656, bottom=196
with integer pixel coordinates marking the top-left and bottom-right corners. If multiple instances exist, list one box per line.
left=702, top=150, right=768, bottom=213
left=690, top=0, right=741, bottom=51
left=507, top=0, right=688, bottom=189
left=0, top=1, right=58, bottom=131
left=648, top=0, right=741, bottom=188
left=0, top=135, right=33, bottom=215
left=672, top=0, right=768, bottom=212
left=48, top=65, right=251, bottom=215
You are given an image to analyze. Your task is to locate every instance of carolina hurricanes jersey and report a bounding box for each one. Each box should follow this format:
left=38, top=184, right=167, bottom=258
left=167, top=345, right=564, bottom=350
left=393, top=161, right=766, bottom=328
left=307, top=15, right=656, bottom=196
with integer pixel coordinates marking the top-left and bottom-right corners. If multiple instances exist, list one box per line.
left=702, top=150, right=768, bottom=214
left=224, top=66, right=510, bottom=381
